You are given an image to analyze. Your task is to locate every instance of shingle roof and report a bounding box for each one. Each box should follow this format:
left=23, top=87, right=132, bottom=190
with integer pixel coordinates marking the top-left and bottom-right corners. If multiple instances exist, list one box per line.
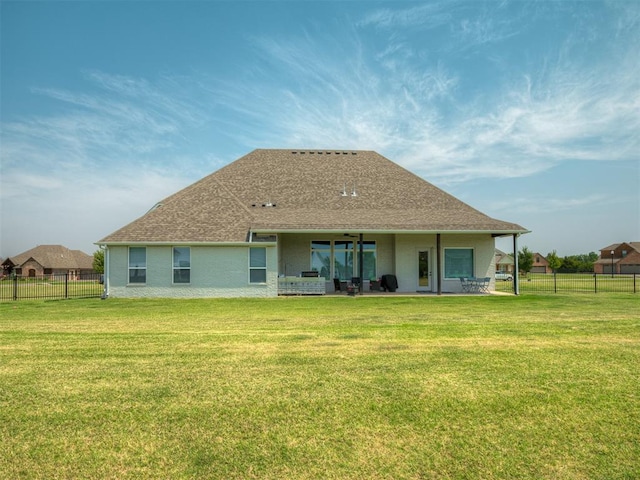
left=99, top=149, right=528, bottom=244
left=601, top=242, right=640, bottom=253
left=4, top=245, right=94, bottom=269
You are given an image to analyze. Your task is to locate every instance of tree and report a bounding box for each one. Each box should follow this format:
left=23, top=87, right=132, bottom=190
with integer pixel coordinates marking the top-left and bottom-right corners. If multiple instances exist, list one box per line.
left=546, top=250, right=562, bottom=273
left=93, top=249, right=104, bottom=274
left=518, top=246, right=534, bottom=276
left=559, top=252, right=598, bottom=273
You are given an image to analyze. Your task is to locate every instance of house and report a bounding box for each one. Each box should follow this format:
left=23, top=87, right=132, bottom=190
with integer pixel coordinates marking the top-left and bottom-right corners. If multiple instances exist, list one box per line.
left=531, top=252, right=551, bottom=274
left=594, top=242, right=640, bottom=274
left=97, top=149, right=529, bottom=297
left=494, top=249, right=515, bottom=274
left=1, top=245, right=95, bottom=278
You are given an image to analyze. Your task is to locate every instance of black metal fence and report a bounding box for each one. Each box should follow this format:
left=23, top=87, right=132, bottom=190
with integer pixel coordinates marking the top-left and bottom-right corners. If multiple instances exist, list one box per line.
left=0, top=273, right=104, bottom=301
left=494, top=273, right=638, bottom=294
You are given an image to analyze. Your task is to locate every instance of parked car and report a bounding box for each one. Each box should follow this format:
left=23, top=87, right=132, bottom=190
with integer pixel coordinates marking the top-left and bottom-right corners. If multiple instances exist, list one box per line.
left=495, top=271, right=513, bottom=281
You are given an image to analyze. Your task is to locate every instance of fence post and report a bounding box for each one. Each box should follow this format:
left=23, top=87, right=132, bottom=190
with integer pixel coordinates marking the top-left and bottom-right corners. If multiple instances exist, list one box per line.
left=594, top=273, right=597, bottom=294
left=13, top=274, right=18, bottom=301
left=64, top=273, right=69, bottom=299
left=554, top=272, right=557, bottom=293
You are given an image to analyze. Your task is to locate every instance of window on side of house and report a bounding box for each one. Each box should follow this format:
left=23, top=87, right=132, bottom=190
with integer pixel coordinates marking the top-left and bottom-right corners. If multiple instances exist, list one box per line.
left=444, top=248, right=474, bottom=279
left=129, top=247, right=146, bottom=284
left=173, top=247, right=191, bottom=284
left=249, top=247, right=267, bottom=283
left=311, top=241, right=331, bottom=279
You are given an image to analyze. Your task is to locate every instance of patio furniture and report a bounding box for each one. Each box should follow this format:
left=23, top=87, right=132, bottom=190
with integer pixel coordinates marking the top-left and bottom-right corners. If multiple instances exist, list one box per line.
left=478, top=277, right=491, bottom=293
left=278, top=276, right=326, bottom=295
left=380, top=274, right=398, bottom=292
left=460, top=277, right=490, bottom=293
left=347, top=277, right=361, bottom=295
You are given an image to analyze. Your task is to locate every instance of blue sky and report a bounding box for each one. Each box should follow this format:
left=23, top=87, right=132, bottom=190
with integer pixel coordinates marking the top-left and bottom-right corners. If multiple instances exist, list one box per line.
left=1, top=0, right=638, bottom=259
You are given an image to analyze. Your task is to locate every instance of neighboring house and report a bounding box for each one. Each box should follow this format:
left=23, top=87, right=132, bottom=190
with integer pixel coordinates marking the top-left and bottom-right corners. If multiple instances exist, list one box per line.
left=97, top=149, right=529, bottom=297
left=1, top=245, right=95, bottom=278
left=531, top=253, right=551, bottom=274
left=594, top=242, right=640, bottom=274
left=494, top=249, right=515, bottom=274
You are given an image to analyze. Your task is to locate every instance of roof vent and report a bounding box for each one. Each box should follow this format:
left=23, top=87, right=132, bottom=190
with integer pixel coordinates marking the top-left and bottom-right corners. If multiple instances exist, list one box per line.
left=145, top=202, right=163, bottom=214
left=341, top=182, right=357, bottom=198
left=252, top=201, right=277, bottom=208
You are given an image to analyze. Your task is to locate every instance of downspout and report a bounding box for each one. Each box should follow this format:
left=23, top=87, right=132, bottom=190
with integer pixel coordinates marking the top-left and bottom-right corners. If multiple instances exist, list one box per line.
left=359, top=233, right=364, bottom=295
left=513, top=234, right=520, bottom=295
left=436, top=233, right=442, bottom=295
left=102, top=246, right=109, bottom=299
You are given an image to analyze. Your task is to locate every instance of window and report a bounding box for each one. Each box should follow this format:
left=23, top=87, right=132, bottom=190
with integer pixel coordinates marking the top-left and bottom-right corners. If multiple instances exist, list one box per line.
left=173, top=247, right=190, bottom=284
left=334, top=240, right=354, bottom=281
left=310, top=240, right=376, bottom=281
left=311, top=241, right=331, bottom=279
left=362, top=241, right=377, bottom=280
left=129, top=247, right=146, bottom=283
left=444, top=248, right=474, bottom=279
left=249, top=247, right=267, bottom=283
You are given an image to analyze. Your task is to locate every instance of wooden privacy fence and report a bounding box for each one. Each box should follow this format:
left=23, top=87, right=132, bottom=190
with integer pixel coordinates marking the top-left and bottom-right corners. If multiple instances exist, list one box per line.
left=0, top=273, right=103, bottom=301
left=495, top=272, right=638, bottom=294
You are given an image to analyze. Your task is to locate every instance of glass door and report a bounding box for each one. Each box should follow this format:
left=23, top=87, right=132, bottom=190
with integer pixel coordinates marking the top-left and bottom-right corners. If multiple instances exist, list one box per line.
left=418, top=250, right=430, bottom=290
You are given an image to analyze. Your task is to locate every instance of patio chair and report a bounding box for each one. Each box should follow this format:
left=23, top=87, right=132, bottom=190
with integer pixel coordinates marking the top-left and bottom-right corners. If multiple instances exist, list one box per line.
left=478, top=277, right=491, bottom=293
left=333, top=278, right=343, bottom=293
left=460, top=277, right=471, bottom=293
left=347, top=277, right=361, bottom=295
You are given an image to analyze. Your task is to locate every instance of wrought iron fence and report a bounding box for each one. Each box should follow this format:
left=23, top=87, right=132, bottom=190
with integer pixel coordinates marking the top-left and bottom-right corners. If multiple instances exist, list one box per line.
left=494, top=272, right=638, bottom=294
left=0, top=273, right=104, bottom=301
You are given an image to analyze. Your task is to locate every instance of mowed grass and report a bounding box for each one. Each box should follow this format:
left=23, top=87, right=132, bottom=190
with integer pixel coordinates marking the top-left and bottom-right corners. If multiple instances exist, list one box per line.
left=1, top=295, right=638, bottom=479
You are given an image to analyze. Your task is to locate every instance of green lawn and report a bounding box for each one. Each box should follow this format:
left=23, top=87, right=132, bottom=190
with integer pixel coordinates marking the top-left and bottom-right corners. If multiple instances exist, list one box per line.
left=1, top=295, right=639, bottom=479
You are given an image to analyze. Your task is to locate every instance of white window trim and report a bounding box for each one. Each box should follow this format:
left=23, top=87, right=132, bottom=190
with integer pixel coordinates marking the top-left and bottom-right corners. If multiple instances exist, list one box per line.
left=172, top=247, right=191, bottom=285
left=128, top=246, right=147, bottom=285
left=249, top=247, right=267, bottom=284
left=443, top=247, right=475, bottom=279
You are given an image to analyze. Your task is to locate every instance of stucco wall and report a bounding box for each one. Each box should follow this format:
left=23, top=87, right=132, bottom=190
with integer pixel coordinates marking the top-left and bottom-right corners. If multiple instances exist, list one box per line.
left=394, top=234, right=496, bottom=293
left=106, top=245, right=277, bottom=298
left=278, top=233, right=395, bottom=291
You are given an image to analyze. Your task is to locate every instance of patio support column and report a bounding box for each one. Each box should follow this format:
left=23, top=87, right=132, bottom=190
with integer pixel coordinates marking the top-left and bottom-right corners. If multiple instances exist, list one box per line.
left=359, top=233, right=364, bottom=295
left=513, top=234, right=520, bottom=295
left=436, top=233, right=442, bottom=295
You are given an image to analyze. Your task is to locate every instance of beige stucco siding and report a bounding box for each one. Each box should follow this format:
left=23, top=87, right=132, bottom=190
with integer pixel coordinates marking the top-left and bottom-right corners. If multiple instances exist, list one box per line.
left=277, top=233, right=395, bottom=289
left=106, top=245, right=277, bottom=298
left=394, top=234, right=496, bottom=293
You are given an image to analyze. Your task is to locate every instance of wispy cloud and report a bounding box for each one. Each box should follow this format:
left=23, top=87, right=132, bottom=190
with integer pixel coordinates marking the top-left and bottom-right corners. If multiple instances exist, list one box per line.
left=488, top=193, right=615, bottom=215
left=2, top=1, right=638, bottom=257
left=358, top=2, right=454, bottom=30
left=199, top=2, right=639, bottom=185
left=0, top=71, right=212, bottom=254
